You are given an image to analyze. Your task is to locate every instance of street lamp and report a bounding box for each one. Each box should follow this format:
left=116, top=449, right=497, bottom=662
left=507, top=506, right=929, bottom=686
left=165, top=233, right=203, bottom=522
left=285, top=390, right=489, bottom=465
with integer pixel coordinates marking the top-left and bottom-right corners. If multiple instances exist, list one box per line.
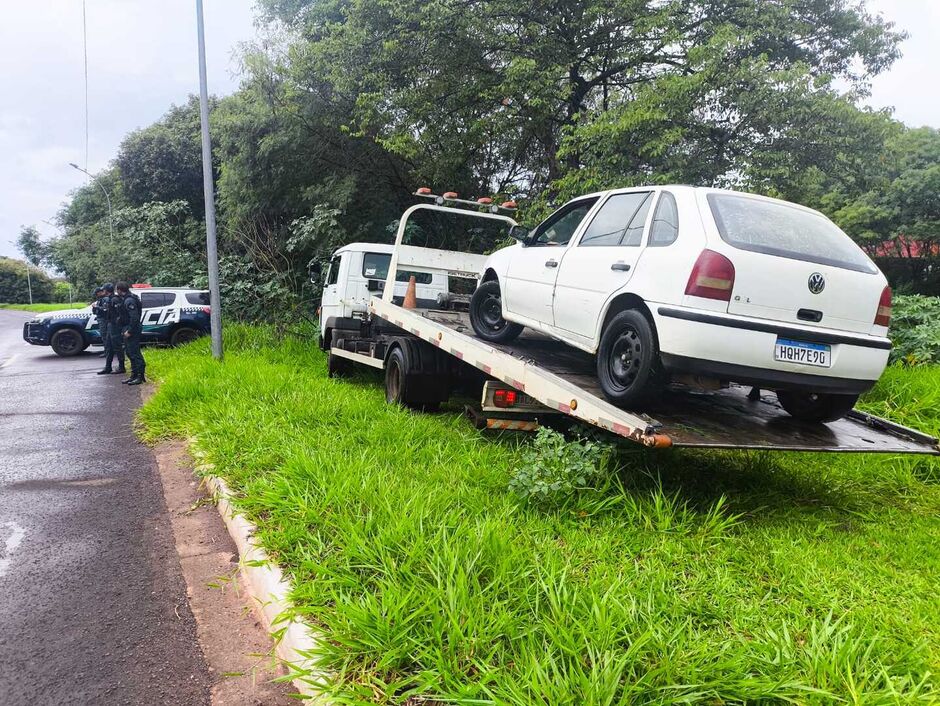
left=68, top=162, right=114, bottom=240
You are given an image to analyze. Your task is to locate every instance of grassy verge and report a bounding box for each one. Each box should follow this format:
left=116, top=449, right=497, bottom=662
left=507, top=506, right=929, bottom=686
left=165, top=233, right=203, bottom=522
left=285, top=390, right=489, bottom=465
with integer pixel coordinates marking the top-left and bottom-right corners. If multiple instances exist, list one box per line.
left=139, top=325, right=940, bottom=704
left=0, top=302, right=84, bottom=312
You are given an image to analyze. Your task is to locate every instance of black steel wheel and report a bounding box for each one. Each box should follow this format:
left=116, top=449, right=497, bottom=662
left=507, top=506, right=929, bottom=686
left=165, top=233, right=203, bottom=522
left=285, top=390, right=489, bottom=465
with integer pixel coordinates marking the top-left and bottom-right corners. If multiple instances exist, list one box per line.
left=169, top=326, right=200, bottom=346
left=596, top=309, right=664, bottom=408
left=469, top=280, right=523, bottom=344
left=50, top=328, right=86, bottom=357
left=384, top=344, right=442, bottom=412
left=776, top=390, right=859, bottom=423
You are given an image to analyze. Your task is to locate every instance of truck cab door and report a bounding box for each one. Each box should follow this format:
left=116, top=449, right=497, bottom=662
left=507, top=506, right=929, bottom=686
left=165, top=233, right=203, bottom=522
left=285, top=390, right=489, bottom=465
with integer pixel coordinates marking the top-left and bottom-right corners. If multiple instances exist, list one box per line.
left=320, top=254, right=345, bottom=334
left=552, top=191, right=654, bottom=344
left=503, top=197, right=598, bottom=326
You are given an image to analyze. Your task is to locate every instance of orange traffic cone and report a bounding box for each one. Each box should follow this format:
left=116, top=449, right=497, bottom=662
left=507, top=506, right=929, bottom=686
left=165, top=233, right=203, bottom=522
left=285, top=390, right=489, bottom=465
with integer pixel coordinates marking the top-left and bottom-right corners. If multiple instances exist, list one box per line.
left=403, top=275, right=417, bottom=309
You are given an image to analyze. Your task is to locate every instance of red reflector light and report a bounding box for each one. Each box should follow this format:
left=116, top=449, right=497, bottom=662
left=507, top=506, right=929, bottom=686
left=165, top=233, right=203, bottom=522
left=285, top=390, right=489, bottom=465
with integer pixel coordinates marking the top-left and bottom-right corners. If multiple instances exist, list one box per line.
left=685, top=250, right=735, bottom=301
left=416, top=187, right=432, bottom=195
left=874, top=286, right=891, bottom=327
left=493, top=389, right=518, bottom=408
left=477, top=197, right=493, bottom=204
left=443, top=191, right=458, bottom=199
left=501, top=200, right=517, bottom=209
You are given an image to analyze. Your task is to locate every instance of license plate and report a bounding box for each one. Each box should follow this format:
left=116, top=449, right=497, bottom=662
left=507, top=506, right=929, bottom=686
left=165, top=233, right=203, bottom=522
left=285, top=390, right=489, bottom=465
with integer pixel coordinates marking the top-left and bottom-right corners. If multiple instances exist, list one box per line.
left=774, top=338, right=831, bottom=367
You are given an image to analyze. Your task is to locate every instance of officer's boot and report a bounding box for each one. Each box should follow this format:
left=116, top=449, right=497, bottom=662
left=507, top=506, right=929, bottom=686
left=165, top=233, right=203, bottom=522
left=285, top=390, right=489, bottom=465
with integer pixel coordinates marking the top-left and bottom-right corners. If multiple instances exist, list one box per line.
left=96, top=367, right=113, bottom=375
left=127, top=376, right=144, bottom=386
left=122, top=374, right=137, bottom=384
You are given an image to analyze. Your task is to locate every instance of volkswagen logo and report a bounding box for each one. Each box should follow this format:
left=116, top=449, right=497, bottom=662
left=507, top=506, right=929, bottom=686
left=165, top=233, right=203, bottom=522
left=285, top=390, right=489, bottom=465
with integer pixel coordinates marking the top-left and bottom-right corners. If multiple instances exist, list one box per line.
left=808, top=272, right=825, bottom=294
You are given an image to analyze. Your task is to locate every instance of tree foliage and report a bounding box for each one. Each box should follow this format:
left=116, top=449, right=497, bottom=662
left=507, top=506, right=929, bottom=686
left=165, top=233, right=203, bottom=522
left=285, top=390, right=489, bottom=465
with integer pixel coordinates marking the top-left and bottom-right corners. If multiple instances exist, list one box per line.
left=0, top=257, right=53, bottom=304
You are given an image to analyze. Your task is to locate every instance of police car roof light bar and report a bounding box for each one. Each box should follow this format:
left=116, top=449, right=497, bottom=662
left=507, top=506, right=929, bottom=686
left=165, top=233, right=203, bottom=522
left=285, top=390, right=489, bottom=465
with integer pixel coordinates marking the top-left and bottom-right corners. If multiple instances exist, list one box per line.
left=414, top=188, right=518, bottom=213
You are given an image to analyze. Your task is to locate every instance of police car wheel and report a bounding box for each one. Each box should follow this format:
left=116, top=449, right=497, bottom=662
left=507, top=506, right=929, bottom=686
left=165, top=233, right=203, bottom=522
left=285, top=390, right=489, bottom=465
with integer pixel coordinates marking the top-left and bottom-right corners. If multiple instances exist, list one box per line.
left=169, top=326, right=200, bottom=346
left=50, top=328, right=86, bottom=357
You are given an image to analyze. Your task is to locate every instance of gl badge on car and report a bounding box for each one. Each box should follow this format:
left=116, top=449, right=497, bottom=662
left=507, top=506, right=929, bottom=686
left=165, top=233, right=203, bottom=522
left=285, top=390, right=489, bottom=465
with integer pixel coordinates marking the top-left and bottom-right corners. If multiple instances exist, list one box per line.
left=807, top=272, right=825, bottom=294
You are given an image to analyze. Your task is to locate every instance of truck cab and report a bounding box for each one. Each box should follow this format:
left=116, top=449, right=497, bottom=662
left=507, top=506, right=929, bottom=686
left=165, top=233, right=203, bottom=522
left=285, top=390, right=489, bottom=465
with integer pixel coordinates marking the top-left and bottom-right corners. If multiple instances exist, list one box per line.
left=318, top=242, right=449, bottom=349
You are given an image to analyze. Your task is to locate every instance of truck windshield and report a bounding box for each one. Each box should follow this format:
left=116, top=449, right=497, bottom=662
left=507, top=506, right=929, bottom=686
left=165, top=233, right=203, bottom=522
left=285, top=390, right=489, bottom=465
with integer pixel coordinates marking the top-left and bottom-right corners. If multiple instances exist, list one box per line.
left=362, top=253, right=433, bottom=284
left=707, top=194, right=878, bottom=274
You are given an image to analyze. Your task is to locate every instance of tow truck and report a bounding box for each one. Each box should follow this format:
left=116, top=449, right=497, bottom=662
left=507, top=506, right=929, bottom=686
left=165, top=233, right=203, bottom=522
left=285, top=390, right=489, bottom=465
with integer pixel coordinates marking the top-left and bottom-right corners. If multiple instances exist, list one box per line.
left=318, top=190, right=939, bottom=454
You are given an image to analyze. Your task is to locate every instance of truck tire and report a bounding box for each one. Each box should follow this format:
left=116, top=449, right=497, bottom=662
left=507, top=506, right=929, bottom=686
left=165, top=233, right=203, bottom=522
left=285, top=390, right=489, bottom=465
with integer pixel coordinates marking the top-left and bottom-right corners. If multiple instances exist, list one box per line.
left=169, top=326, right=200, bottom=346
left=50, top=327, right=87, bottom=357
left=776, top=390, right=859, bottom=423
left=469, top=280, right=523, bottom=344
left=596, top=309, right=665, bottom=408
left=384, top=342, right=447, bottom=412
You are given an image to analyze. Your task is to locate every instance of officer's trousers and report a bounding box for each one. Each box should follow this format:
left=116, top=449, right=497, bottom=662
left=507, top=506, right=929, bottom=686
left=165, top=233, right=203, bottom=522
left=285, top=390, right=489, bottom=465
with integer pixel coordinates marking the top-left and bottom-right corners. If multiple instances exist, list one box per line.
left=124, top=333, right=145, bottom=378
left=100, top=323, right=112, bottom=359
left=107, top=328, right=126, bottom=371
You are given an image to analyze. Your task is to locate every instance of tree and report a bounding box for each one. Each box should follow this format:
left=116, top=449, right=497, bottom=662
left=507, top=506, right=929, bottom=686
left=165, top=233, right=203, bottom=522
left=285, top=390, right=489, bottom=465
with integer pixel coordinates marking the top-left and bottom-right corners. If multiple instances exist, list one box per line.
left=16, top=226, right=47, bottom=267
left=0, top=257, right=53, bottom=303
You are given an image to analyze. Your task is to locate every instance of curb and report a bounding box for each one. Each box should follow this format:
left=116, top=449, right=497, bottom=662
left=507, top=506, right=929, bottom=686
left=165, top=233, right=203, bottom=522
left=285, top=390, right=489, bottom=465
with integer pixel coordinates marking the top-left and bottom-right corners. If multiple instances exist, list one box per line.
left=199, top=469, right=327, bottom=702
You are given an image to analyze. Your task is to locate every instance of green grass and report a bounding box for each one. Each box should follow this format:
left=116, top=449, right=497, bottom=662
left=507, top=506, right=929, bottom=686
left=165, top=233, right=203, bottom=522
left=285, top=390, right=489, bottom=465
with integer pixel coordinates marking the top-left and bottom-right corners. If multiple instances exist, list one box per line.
left=138, top=325, right=940, bottom=704
left=0, top=302, right=85, bottom=312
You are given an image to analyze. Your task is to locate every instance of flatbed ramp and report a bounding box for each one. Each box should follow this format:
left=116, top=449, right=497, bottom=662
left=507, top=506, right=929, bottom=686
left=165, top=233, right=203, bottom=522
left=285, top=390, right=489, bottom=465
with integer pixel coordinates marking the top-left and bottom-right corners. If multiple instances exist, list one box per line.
left=371, top=300, right=939, bottom=455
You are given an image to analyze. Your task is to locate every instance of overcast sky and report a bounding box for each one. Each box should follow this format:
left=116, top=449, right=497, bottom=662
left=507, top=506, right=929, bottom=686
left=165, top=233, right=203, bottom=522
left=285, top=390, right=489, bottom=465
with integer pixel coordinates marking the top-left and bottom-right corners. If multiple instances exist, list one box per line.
left=1, top=1, right=937, bottom=261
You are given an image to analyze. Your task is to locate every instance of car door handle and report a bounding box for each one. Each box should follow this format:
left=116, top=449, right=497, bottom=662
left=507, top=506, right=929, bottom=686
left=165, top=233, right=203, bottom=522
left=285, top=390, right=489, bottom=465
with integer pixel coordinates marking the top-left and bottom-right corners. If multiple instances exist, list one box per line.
left=545, top=259, right=558, bottom=268
left=610, top=262, right=631, bottom=272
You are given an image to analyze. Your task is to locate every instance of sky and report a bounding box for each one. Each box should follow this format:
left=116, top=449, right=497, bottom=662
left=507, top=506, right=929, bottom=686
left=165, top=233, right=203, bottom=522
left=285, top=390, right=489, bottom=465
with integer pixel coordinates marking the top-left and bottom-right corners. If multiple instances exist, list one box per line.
left=0, top=0, right=938, bottom=262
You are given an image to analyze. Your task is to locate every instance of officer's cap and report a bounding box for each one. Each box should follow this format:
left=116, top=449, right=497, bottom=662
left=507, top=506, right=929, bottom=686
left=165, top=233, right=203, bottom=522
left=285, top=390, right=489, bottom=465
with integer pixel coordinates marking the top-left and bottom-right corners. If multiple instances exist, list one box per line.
left=93, top=286, right=104, bottom=295
left=102, top=283, right=115, bottom=293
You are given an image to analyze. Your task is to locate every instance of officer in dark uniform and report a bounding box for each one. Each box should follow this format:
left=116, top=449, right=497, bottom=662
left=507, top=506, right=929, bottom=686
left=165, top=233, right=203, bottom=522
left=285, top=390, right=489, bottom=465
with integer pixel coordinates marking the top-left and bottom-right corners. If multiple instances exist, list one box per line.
left=100, top=283, right=126, bottom=375
left=115, top=282, right=145, bottom=385
left=93, top=285, right=113, bottom=373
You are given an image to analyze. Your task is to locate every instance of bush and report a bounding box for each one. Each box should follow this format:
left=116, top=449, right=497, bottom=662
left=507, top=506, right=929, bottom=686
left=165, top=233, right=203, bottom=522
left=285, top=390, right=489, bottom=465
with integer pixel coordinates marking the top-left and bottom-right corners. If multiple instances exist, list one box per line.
left=0, top=257, right=53, bottom=303
left=889, top=294, right=940, bottom=365
left=51, top=281, right=75, bottom=303
left=508, top=427, right=611, bottom=507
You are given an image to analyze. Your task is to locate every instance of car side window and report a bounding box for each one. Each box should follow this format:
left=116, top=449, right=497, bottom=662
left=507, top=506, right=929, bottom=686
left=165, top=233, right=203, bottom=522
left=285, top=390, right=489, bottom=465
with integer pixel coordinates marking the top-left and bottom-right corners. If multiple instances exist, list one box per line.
left=325, top=256, right=340, bottom=286
left=649, top=191, right=679, bottom=247
left=140, top=292, right=172, bottom=309
left=579, top=192, right=653, bottom=247
left=531, top=199, right=598, bottom=247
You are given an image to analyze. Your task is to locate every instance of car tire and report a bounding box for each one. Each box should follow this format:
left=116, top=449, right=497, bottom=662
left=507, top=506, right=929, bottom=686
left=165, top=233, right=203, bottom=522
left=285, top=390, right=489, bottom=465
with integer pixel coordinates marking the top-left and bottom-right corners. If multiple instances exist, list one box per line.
left=775, top=390, right=859, bottom=423
left=596, top=309, right=665, bottom=408
left=469, top=280, right=523, bottom=344
left=169, top=326, right=200, bottom=346
left=50, top=328, right=86, bottom=357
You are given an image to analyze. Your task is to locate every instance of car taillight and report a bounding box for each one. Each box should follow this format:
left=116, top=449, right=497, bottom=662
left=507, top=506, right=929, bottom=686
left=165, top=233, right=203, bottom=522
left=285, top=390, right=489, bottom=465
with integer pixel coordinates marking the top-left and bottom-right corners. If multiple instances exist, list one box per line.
left=874, top=286, right=891, bottom=327
left=685, top=250, right=735, bottom=301
left=201, top=307, right=211, bottom=315
left=493, top=389, right=518, bottom=408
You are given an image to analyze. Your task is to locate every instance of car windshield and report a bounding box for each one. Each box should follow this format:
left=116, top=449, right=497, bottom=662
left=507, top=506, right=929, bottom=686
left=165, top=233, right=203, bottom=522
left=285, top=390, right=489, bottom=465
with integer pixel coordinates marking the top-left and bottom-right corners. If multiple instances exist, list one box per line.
left=707, top=194, right=877, bottom=274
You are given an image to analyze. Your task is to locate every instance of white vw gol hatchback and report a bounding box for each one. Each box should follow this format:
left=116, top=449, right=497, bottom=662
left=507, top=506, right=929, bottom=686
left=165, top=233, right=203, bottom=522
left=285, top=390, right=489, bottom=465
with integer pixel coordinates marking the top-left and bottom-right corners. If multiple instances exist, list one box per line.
left=469, top=185, right=893, bottom=422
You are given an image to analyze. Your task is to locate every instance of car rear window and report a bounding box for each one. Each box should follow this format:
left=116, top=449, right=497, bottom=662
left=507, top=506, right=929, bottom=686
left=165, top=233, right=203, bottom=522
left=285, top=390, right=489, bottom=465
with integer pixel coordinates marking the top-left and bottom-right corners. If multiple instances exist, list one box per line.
left=185, top=292, right=210, bottom=305
left=140, top=292, right=176, bottom=308
left=362, top=253, right=433, bottom=284
left=707, top=194, right=878, bottom=274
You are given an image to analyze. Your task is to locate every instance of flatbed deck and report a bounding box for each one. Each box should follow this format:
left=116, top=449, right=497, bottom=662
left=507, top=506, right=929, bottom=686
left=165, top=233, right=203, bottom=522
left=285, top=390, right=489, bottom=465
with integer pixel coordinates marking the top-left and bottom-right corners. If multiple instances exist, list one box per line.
left=370, top=301, right=939, bottom=454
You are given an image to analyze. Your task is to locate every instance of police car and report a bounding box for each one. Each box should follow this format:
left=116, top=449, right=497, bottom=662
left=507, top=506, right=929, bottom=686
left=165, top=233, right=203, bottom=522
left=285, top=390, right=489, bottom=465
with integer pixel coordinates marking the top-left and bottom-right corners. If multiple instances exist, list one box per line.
left=22, top=286, right=212, bottom=357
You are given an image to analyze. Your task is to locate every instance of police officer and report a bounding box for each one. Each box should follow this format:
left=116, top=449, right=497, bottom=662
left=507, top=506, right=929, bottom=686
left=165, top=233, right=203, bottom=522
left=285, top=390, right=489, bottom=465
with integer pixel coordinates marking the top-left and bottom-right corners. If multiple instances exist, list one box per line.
left=93, top=285, right=114, bottom=373
left=115, top=282, right=145, bottom=385
left=106, top=283, right=127, bottom=376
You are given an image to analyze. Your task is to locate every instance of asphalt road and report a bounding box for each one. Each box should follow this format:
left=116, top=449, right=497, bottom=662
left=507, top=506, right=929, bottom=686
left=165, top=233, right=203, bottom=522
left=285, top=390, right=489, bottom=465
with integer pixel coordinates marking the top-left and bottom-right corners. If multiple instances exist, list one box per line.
left=0, top=310, right=211, bottom=705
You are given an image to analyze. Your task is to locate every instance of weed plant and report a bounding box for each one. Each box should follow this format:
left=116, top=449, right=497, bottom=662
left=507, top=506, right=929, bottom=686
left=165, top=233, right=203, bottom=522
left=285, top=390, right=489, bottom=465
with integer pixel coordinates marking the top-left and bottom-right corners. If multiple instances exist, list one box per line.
left=139, top=325, right=940, bottom=704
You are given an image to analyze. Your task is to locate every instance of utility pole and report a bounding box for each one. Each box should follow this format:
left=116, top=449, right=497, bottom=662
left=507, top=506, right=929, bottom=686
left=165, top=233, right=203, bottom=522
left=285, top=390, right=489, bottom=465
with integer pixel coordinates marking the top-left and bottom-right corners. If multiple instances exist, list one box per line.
left=25, top=262, right=33, bottom=305
left=196, top=0, right=223, bottom=360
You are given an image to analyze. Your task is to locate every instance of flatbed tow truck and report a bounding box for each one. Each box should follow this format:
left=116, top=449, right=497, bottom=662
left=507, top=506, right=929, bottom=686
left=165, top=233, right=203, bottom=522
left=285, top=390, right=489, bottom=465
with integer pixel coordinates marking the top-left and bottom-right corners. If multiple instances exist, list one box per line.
left=325, top=192, right=939, bottom=455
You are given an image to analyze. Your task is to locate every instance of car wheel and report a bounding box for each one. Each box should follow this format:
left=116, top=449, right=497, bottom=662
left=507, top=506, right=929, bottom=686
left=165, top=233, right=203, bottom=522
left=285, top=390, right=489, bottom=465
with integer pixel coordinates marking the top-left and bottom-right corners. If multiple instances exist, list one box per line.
left=469, top=280, right=523, bottom=343
left=50, top=328, right=85, bottom=357
left=596, top=309, right=665, bottom=408
left=169, top=326, right=200, bottom=346
left=775, top=390, right=859, bottom=423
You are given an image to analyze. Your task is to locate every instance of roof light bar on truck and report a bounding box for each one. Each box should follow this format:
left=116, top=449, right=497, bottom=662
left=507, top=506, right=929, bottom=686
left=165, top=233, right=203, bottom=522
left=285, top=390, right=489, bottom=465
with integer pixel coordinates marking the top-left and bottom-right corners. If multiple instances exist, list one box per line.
left=414, top=188, right=518, bottom=213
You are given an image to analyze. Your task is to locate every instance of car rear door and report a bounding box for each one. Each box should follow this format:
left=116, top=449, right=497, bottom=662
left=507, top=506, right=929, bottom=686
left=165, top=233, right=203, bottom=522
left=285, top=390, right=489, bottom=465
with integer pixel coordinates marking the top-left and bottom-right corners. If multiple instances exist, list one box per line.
left=139, top=291, right=178, bottom=340
left=552, top=190, right=654, bottom=339
left=701, top=192, right=884, bottom=334
left=503, top=197, right=599, bottom=325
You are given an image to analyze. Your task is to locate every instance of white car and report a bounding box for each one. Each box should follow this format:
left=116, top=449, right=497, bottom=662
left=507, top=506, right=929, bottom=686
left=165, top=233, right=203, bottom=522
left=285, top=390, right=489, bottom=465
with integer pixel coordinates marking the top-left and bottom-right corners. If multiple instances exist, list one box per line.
left=469, top=185, right=893, bottom=422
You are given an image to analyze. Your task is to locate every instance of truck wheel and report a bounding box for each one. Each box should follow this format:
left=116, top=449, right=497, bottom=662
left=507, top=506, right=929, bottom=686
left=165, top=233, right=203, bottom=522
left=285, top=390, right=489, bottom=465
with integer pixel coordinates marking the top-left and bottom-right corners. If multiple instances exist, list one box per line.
left=470, top=280, right=523, bottom=344
left=50, top=328, right=86, bottom=357
left=328, top=351, right=351, bottom=378
left=596, top=309, right=664, bottom=408
left=776, top=390, right=859, bottom=423
left=385, top=345, right=441, bottom=412
left=169, top=326, right=200, bottom=346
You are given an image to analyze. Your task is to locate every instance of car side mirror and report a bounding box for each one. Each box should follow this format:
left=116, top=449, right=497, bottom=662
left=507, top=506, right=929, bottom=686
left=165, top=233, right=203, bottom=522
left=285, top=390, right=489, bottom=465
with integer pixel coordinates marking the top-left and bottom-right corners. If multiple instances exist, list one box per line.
left=509, top=224, right=530, bottom=245
left=308, top=259, right=322, bottom=282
